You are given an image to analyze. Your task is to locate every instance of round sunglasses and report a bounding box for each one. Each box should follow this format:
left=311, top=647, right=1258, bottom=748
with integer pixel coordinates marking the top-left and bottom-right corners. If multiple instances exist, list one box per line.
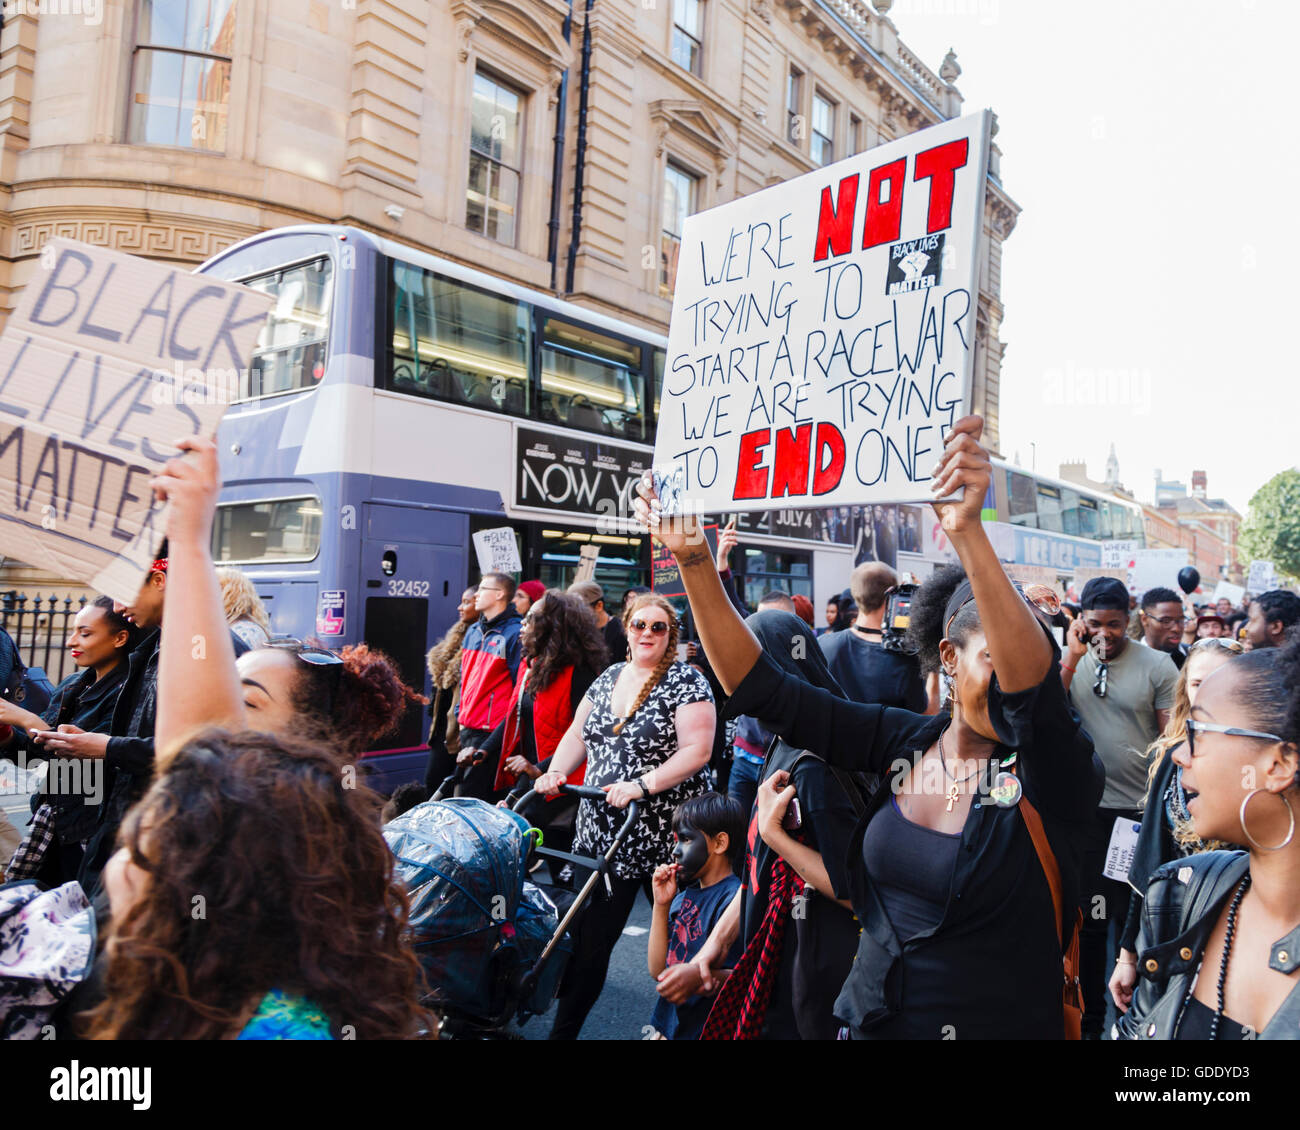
left=628, top=618, right=670, bottom=635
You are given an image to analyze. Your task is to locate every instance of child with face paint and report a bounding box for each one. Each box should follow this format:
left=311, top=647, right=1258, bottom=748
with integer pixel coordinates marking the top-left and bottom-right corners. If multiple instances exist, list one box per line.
left=646, top=793, right=745, bottom=1040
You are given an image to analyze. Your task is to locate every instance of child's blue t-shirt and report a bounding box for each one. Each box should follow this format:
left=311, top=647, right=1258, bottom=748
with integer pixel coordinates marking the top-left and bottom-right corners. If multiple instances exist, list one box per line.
left=650, top=873, right=742, bottom=1040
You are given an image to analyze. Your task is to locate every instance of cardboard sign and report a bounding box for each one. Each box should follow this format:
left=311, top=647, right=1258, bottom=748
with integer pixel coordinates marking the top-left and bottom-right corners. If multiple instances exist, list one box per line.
left=0, top=239, right=273, bottom=603
left=652, top=112, right=991, bottom=516
left=574, top=544, right=600, bottom=585
left=472, top=526, right=522, bottom=576
left=1004, top=563, right=1061, bottom=591
left=1247, top=560, right=1277, bottom=594
left=1102, top=816, right=1142, bottom=882
left=652, top=524, right=718, bottom=598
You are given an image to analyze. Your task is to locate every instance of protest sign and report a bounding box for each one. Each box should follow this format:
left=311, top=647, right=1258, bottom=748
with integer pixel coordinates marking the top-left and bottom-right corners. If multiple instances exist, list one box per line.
left=0, top=238, right=273, bottom=603
left=1212, top=580, right=1245, bottom=606
left=652, top=112, right=991, bottom=516
left=1069, top=567, right=1129, bottom=602
left=652, top=525, right=718, bottom=598
left=472, top=526, right=522, bottom=576
left=574, top=544, right=600, bottom=585
left=1100, top=540, right=1138, bottom=572
left=1127, top=549, right=1188, bottom=596
left=1004, top=563, right=1061, bottom=592
left=1247, top=560, right=1277, bottom=594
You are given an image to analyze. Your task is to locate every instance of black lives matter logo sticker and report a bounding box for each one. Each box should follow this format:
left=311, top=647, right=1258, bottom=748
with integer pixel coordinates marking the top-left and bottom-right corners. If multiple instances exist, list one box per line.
left=885, top=232, right=944, bottom=295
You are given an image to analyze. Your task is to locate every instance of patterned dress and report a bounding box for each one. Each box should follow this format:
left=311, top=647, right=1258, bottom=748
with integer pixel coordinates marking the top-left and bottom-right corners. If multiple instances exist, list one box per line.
left=572, top=661, right=714, bottom=880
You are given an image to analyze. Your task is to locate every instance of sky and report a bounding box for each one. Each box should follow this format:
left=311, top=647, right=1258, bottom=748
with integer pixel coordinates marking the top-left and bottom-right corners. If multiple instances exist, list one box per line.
left=892, top=0, right=1300, bottom=514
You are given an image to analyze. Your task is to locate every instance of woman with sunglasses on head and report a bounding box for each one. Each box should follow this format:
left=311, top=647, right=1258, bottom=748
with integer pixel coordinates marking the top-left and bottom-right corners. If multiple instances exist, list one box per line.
left=1108, top=638, right=1244, bottom=1019
left=532, top=591, right=716, bottom=1039
left=147, top=437, right=423, bottom=759
left=642, top=416, right=1104, bottom=1040
left=1117, top=641, right=1300, bottom=1039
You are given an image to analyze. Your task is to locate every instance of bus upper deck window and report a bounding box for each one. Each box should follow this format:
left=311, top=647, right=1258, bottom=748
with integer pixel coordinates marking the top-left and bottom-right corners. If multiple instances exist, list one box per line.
left=541, top=318, right=645, bottom=441
left=386, top=264, right=530, bottom=414
left=243, top=257, right=333, bottom=399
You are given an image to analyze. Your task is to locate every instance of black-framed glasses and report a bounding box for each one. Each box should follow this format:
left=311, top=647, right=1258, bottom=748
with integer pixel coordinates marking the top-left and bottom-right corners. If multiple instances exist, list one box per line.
left=266, top=637, right=344, bottom=713
left=1186, top=719, right=1283, bottom=758
left=1144, top=614, right=1184, bottom=627
left=628, top=618, right=670, bottom=635
left=1093, top=662, right=1108, bottom=699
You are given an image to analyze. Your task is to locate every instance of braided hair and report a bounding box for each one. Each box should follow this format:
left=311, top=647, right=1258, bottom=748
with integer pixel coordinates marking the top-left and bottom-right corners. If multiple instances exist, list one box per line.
left=612, top=593, right=679, bottom=736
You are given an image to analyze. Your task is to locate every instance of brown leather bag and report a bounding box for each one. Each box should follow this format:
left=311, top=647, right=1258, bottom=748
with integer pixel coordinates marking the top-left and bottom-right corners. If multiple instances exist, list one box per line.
left=1019, top=796, right=1084, bottom=1039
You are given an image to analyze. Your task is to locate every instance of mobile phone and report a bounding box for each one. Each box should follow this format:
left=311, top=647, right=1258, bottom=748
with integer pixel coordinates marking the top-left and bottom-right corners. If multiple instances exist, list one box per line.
left=782, top=796, right=803, bottom=832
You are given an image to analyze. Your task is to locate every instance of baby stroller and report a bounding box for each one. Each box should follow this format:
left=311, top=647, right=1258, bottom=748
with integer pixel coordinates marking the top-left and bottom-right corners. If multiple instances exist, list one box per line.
left=384, top=772, right=639, bottom=1039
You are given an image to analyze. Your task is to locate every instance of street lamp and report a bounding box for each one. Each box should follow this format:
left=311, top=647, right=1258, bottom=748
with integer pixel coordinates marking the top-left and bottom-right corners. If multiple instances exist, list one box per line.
left=1029, top=442, right=1036, bottom=471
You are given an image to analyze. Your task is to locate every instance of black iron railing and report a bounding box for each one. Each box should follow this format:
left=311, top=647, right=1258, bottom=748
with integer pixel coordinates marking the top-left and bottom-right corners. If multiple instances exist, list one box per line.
left=0, top=592, right=88, bottom=685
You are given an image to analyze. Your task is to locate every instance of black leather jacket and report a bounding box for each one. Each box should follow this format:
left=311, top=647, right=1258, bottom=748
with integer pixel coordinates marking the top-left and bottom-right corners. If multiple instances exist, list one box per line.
left=1117, top=849, right=1300, bottom=1039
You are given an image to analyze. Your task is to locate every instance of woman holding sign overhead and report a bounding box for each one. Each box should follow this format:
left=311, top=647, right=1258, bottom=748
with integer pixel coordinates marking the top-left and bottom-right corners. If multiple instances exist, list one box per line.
left=639, top=415, right=1105, bottom=1039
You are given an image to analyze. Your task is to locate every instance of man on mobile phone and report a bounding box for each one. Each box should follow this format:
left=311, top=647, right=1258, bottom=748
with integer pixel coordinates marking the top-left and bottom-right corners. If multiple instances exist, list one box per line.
left=1061, top=576, right=1178, bottom=1039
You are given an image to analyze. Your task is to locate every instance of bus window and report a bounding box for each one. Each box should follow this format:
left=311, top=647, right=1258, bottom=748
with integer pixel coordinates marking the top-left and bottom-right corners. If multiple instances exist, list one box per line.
left=243, top=257, right=333, bottom=398
left=213, top=498, right=323, bottom=564
left=1006, top=470, right=1038, bottom=528
left=386, top=262, right=530, bottom=414
left=1060, top=487, right=1083, bottom=536
left=1097, top=500, right=1115, bottom=539
left=541, top=318, right=645, bottom=441
left=1035, top=483, right=1063, bottom=533
left=1077, top=496, right=1100, bottom=538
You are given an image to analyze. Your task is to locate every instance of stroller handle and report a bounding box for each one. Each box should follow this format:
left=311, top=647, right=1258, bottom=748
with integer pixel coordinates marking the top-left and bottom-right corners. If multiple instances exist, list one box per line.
left=510, top=782, right=631, bottom=815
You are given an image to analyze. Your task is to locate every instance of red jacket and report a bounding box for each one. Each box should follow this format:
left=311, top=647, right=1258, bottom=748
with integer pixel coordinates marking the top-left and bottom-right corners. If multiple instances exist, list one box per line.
left=458, top=608, right=522, bottom=732
left=493, top=662, right=586, bottom=795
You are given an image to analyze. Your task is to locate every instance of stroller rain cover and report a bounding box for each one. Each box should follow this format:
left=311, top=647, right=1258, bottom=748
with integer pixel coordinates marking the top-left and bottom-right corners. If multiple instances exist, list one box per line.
left=384, top=798, right=565, bottom=1023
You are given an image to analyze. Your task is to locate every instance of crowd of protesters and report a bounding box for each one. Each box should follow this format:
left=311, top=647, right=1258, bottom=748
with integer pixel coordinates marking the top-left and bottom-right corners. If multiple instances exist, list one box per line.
left=3, top=418, right=1299, bottom=1042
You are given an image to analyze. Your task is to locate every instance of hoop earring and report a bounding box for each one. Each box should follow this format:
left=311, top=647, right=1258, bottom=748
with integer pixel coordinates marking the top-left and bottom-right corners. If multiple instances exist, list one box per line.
left=1239, top=789, right=1296, bottom=852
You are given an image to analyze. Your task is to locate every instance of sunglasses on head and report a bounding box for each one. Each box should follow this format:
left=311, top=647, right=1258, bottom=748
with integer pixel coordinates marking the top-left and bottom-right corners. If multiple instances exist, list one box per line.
left=629, top=618, right=670, bottom=635
left=1191, top=637, right=1243, bottom=655
left=266, top=637, right=344, bottom=710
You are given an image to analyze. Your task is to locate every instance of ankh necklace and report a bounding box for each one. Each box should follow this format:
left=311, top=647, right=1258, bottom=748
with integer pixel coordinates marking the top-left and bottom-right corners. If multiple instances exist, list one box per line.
left=938, top=729, right=982, bottom=813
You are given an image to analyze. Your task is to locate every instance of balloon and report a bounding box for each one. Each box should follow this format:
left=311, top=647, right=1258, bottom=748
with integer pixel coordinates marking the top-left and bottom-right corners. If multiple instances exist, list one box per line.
left=1177, top=566, right=1200, bottom=595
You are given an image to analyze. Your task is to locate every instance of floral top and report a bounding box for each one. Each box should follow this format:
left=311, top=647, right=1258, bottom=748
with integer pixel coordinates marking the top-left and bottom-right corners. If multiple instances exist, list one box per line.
left=237, top=989, right=333, bottom=1040
left=573, top=661, right=714, bottom=880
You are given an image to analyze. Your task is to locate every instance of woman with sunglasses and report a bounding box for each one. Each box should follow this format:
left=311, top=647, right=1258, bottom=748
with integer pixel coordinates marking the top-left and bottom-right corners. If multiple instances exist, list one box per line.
left=642, top=415, right=1104, bottom=1040
left=1117, top=643, right=1300, bottom=1039
left=532, top=592, right=716, bottom=1039
left=1109, top=638, right=1244, bottom=1019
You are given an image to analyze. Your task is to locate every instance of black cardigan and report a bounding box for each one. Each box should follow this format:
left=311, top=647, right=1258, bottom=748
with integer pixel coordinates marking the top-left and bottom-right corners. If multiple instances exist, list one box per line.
left=724, top=642, right=1104, bottom=1038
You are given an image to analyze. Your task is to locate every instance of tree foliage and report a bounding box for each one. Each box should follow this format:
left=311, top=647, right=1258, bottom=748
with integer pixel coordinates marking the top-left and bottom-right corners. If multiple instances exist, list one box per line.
left=1239, top=469, right=1300, bottom=582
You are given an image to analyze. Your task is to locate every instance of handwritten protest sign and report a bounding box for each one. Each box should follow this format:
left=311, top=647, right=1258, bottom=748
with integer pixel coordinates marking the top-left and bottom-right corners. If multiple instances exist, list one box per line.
left=0, top=238, right=273, bottom=602
left=472, top=526, right=522, bottom=576
left=1100, top=540, right=1137, bottom=572
left=1247, top=560, right=1277, bottom=594
left=574, top=544, right=600, bottom=585
left=652, top=525, right=718, bottom=598
left=652, top=112, right=991, bottom=516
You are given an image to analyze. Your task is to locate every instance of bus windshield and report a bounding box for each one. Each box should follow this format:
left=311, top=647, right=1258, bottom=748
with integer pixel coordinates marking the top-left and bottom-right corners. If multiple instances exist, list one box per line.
left=242, top=257, right=333, bottom=398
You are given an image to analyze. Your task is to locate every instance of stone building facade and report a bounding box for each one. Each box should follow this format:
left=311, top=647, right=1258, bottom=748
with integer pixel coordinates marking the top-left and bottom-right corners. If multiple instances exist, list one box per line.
left=0, top=0, right=1017, bottom=594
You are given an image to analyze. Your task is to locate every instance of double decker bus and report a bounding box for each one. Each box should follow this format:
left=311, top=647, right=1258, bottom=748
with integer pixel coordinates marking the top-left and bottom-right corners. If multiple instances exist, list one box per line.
left=199, top=225, right=1147, bottom=785
left=197, top=225, right=860, bottom=788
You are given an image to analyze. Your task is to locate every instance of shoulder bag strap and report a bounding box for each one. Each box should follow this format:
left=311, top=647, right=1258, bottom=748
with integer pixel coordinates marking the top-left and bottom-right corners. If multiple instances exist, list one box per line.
left=1018, top=796, right=1064, bottom=948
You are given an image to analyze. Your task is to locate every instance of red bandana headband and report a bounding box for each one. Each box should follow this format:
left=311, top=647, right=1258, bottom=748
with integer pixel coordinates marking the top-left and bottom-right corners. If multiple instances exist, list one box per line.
left=150, top=558, right=169, bottom=575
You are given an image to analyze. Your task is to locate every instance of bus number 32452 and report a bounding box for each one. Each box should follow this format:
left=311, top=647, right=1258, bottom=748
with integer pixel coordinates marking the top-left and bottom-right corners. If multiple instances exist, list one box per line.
left=387, top=579, right=431, bottom=597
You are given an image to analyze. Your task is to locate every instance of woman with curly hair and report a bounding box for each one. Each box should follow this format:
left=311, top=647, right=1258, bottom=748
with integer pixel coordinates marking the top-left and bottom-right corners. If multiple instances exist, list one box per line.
left=85, top=729, right=436, bottom=1039
left=646, top=416, right=1104, bottom=1040
left=1108, top=638, right=1243, bottom=1015
left=461, top=590, right=608, bottom=806
left=533, top=591, right=715, bottom=1039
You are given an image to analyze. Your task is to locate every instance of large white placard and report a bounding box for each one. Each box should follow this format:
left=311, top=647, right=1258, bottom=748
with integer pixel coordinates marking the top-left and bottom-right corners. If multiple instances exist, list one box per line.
left=652, top=111, right=992, bottom=515
left=1128, top=548, right=1189, bottom=595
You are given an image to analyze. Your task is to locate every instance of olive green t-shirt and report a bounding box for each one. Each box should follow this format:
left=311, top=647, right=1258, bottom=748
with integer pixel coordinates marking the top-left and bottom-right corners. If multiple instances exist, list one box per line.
left=1068, top=641, right=1179, bottom=810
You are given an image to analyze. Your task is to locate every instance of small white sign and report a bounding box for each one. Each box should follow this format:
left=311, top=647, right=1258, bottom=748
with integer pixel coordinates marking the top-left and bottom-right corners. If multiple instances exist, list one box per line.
left=1102, top=816, right=1142, bottom=882
left=1100, top=539, right=1137, bottom=572
left=1247, top=560, right=1276, bottom=594
left=1212, top=580, right=1245, bottom=606
left=472, top=526, right=521, bottom=576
